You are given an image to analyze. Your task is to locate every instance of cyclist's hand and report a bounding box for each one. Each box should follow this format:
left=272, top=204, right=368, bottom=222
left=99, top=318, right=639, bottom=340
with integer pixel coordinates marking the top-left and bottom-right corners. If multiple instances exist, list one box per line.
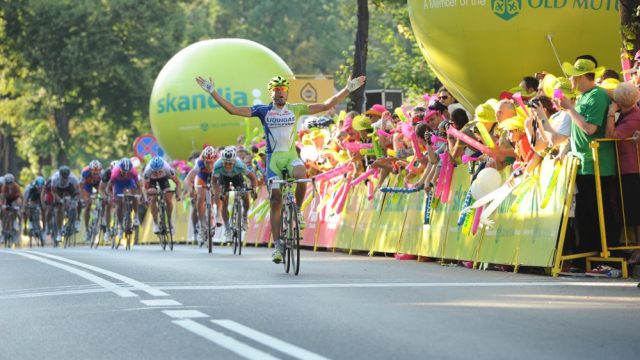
left=250, top=190, right=258, bottom=200
left=196, top=76, right=215, bottom=94
left=175, top=193, right=182, bottom=202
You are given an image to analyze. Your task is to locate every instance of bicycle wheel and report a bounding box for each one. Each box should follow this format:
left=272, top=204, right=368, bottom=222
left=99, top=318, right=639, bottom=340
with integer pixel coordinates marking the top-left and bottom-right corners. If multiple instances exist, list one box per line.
left=235, top=202, right=243, bottom=255
left=289, top=203, right=301, bottom=275
left=33, top=210, right=44, bottom=247
left=281, top=205, right=290, bottom=273
left=167, top=215, right=174, bottom=251
left=89, top=210, right=98, bottom=248
left=206, top=192, right=213, bottom=254
left=158, top=199, right=167, bottom=250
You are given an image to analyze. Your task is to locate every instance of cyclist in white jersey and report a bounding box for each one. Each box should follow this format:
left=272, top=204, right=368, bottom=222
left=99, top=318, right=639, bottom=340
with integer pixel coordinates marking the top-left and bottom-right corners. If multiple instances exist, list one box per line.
left=196, top=73, right=365, bottom=263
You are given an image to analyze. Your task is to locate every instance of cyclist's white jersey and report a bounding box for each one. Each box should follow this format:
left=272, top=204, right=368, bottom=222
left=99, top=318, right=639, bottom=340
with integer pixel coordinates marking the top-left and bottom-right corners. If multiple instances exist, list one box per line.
left=250, top=103, right=309, bottom=154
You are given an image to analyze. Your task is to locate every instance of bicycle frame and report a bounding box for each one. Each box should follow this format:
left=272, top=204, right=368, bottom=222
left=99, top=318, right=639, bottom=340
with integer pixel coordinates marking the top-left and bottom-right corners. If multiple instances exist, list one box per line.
left=269, top=176, right=314, bottom=275
left=224, top=187, right=252, bottom=256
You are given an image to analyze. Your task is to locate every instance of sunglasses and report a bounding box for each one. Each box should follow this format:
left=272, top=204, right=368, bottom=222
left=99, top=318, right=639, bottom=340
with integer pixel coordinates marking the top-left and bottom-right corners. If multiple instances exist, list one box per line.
left=271, top=86, right=289, bottom=93
left=439, top=95, right=449, bottom=100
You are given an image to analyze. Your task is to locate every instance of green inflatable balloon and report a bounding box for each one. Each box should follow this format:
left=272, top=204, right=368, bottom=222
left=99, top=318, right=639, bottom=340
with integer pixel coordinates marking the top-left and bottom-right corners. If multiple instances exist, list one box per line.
left=149, top=39, right=293, bottom=159
left=408, top=0, right=620, bottom=109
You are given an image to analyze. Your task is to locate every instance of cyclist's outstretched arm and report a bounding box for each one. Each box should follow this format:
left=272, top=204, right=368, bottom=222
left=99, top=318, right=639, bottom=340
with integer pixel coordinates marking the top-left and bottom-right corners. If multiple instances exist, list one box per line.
left=183, top=167, right=197, bottom=194
left=308, top=75, right=366, bottom=115
left=170, top=174, right=182, bottom=200
left=195, top=76, right=252, bottom=117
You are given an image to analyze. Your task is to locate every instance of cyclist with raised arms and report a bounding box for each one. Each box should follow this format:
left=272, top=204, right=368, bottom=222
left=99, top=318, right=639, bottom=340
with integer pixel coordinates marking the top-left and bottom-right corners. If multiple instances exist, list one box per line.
left=196, top=73, right=366, bottom=263
left=79, top=160, right=103, bottom=241
left=50, top=166, right=81, bottom=243
left=213, top=146, right=258, bottom=242
left=105, top=158, right=141, bottom=237
left=183, top=146, right=219, bottom=244
left=142, top=156, right=182, bottom=234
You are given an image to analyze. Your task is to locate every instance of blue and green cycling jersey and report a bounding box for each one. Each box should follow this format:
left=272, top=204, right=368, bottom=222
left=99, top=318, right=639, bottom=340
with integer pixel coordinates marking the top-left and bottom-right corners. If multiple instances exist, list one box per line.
left=213, top=159, right=248, bottom=178
left=250, top=103, right=309, bottom=154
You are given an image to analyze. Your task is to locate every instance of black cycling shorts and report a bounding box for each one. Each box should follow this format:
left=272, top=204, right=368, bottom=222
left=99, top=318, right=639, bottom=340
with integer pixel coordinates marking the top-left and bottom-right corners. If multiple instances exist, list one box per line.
left=54, top=187, right=78, bottom=199
left=221, top=175, right=244, bottom=193
left=148, top=176, right=171, bottom=191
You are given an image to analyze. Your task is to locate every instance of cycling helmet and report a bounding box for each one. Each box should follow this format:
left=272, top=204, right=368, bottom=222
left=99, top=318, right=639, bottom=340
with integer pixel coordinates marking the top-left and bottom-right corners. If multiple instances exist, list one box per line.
left=305, top=116, right=319, bottom=129
left=201, top=146, right=216, bottom=161
left=267, top=76, right=289, bottom=90
left=35, top=176, right=45, bottom=187
left=221, top=146, right=237, bottom=162
left=58, top=166, right=70, bottom=178
left=89, top=160, right=102, bottom=171
left=149, top=156, right=165, bottom=171
left=110, top=160, right=118, bottom=168
left=4, top=173, right=15, bottom=184
left=119, top=158, right=132, bottom=172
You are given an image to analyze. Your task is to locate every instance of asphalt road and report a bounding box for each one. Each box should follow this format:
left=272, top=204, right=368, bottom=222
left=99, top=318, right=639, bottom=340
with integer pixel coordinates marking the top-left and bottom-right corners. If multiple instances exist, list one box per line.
left=0, top=244, right=638, bottom=360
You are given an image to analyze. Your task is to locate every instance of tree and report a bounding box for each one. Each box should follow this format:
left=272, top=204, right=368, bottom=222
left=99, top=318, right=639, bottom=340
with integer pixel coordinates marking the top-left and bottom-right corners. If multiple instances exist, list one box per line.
left=0, top=0, right=211, bottom=176
left=621, top=1, right=640, bottom=57
left=349, top=0, right=369, bottom=113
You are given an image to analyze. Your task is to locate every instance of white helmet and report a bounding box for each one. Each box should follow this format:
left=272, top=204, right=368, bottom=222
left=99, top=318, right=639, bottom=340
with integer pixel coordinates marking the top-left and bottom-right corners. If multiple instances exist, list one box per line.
left=201, top=146, right=217, bottom=161
left=221, top=146, right=237, bottom=162
left=4, top=173, right=15, bottom=184
left=89, top=160, right=102, bottom=170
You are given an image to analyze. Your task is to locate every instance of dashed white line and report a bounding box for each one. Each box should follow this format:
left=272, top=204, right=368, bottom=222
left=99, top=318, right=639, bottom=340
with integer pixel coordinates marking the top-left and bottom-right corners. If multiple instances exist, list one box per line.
left=162, top=310, right=209, bottom=319
left=173, top=319, right=281, bottom=360
left=141, top=299, right=182, bottom=307
left=28, top=251, right=169, bottom=297
left=212, top=319, right=332, bottom=360
left=5, top=251, right=136, bottom=298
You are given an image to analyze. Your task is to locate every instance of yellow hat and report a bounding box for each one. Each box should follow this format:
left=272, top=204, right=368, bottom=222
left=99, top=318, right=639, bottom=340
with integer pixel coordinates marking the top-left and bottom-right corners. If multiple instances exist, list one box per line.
left=561, top=58, right=605, bottom=78
left=599, top=78, right=621, bottom=91
left=508, top=85, right=536, bottom=98
left=498, top=115, right=525, bottom=131
left=474, top=102, right=497, bottom=124
left=352, top=115, right=372, bottom=131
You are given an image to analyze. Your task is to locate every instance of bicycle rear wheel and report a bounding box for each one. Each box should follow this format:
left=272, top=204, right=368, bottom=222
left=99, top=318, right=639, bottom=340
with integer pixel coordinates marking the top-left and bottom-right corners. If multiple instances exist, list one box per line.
left=289, top=203, right=301, bottom=275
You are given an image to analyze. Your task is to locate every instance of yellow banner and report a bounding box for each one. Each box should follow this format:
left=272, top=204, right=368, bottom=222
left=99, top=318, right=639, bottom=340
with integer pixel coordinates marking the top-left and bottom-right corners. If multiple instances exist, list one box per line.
left=289, top=79, right=335, bottom=105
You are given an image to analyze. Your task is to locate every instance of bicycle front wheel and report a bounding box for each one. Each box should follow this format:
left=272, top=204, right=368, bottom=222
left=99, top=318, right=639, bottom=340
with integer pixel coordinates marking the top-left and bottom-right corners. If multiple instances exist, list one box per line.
left=289, top=203, right=301, bottom=275
left=280, top=205, right=290, bottom=273
left=233, top=203, right=242, bottom=255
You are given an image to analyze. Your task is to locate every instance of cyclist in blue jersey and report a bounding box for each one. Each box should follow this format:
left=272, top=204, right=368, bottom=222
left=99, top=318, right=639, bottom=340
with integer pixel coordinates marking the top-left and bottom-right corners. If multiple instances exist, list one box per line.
left=213, top=146, right=258, bottom=242
left=196, top=73, right=365, bottom=263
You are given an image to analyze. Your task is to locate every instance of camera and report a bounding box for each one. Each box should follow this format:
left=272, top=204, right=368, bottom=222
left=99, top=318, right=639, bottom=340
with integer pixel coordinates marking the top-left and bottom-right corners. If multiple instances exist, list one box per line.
left=527, top=98, right=541, bottom=108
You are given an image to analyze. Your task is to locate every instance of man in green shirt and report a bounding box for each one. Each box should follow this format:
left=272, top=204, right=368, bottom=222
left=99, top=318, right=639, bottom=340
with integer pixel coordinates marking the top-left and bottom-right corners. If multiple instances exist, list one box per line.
left=555, top=56, right=617, bottom=266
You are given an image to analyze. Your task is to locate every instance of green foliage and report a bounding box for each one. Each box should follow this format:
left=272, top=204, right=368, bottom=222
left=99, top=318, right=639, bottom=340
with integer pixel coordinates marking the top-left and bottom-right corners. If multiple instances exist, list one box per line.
left=1, top=0, right=440, bottom=177
left=0, top=0, right=211, bottom=173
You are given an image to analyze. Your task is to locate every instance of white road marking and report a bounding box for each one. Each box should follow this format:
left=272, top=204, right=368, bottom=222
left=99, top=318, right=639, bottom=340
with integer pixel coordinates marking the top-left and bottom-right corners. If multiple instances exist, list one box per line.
left=162, top=310, right=209, bottom=319
left=5, top=251, right=136, bottom=298
left=173, top=319, right=281, bottom=360
left=28, top=251, right=168, bottom=297
left=155, top=281, right=639, bottom=291
left=141, top=299, right=182, bottom=307
left=213, top=319, right=331, bottom=360
left=0, top=288, right=109, bottom=300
